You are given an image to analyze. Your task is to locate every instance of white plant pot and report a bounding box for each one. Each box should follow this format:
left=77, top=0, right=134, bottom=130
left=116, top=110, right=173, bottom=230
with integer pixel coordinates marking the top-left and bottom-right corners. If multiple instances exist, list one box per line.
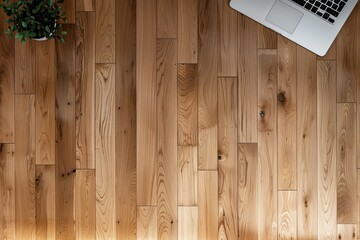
left=33, top=36, right=48, bottom=41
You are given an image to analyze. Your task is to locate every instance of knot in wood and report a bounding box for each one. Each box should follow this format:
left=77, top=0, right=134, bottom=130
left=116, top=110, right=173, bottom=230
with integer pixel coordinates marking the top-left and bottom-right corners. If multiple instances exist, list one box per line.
left=259, top=111, right=265, bottom=118
left=277, top=92, right=286, bottom=103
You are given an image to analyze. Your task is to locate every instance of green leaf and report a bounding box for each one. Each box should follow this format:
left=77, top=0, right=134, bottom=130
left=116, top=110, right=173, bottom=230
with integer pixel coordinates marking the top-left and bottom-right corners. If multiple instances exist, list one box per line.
left=49, top=0, right=53, bottom=6
left=45, top=25, right=50, bottom=33
left=21, top=37, right=26, bottom=44
left=60, top=31, right=67, bottom=35
left=22, top=21, right=27, bottom=28
left=15, top=33, right=23, bottom=38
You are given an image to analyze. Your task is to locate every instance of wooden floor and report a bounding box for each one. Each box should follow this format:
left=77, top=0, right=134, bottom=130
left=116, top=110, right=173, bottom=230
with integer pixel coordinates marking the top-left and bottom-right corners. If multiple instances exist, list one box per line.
left=0, top=0, right=360, bottom=239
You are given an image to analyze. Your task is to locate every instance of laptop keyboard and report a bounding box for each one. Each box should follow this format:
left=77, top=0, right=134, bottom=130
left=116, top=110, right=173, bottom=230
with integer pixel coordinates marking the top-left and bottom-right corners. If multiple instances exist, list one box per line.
left=290, top=0, right=348, bottom=23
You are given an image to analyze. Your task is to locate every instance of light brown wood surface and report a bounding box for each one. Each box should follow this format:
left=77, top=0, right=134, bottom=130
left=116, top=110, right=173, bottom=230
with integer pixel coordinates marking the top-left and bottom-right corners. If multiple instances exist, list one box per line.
left=75, top=12, right=95, bottom=169
left=0, top=144, right=15, bottom=239
left=1, top=0, right=360, bottom=239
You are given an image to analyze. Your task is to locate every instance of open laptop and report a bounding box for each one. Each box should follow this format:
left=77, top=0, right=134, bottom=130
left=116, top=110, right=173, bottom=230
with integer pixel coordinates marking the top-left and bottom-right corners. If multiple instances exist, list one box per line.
left=230, top=0, right=358, bottom=56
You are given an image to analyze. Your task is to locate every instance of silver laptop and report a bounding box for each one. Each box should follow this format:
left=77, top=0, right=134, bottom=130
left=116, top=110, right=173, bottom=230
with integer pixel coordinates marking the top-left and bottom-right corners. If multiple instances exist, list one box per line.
left=230, top=0, right=358, bottom=56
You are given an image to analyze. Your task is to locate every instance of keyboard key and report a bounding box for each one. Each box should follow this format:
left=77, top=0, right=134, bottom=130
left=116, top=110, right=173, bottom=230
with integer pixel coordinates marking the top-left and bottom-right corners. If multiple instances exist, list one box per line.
left=328, top=18, right=335, bottom=23
left=305, top=3, right=313, bottom=9
left=311, top=6, right=318, bottom=12
left=292, top=0, right=307, bottom=6
left=326, top=7, right=339, bottom=17
left=332, top=3, right=339, bottom=9
left=320, top=3, right=327, bottom=9
left=326, top=1, right=332, bottom=6
left=316, top=11, right=323, bottom=16
left=309, top=0, right=315, bottom=3
left=323, top=12, right=330, bottom=19
left=315, top=1, right=321, bottom=6
left=334, top=0, right=340, bottom=3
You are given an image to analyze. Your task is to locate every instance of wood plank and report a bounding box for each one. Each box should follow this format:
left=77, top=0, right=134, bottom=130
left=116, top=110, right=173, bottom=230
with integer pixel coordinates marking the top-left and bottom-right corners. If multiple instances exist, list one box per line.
left=218, top=78, right=237, bottom=128
left=218, top=77, right=237, bottom=239
left=217, top=0, right=237, bottom=77
left=357, top=4, right=360, bottom=170
left=178, top=207, right=198, bottom=240
left=178, top=0, right=197, bottom=63
left=157, top=0, right=177, bottom=38
left=336, top=10, right=357, bottom=103
left=337, top=224, right=357, bottom=239
left=238, top=143, right=258, bottom=240
left=15, top=40, right=35, bottom=93
left=218, top=128, right=237, bottom=240
left=95, top=64, right=116, bottom=239
left=76, top=0, right=95, bottom=11
left=75, top=12, right=96, bottom=169
left=278, top=191, right=297, bottom=240
left=198, top=171, right=218, bottom=239
left=317, top=60, right=337, bottom=239
left=258, top=49, right=278, bottom=239
left=137, top=0, right=157, bottom=205
left=115, top=0, right=137, bottom=238
left=178, top=64, right=198, bottom=146
left=35, top=165, right=55, bottom=239
left=61, top=0, right=75, bottom=24
left=137, top=207, right=157, bottom=239
left=55, top=24, right=76, bottom=240
left=35, top=40, right=56, bottom=164
left=0, top=144, right=15, bottom=239
left=337, top=103, right=357, bottom=223
left=96, top=0, right=115, bottom=63
left=258, top=25, right=277, bottom=49
left=277, top=35, right=297, bottom=190
left=75, top=170, right=96, bottom=240
left=238, top=16, right=258, bottom=143
left=15, top=94, right=36, bottom=239
left=296, top=46, right=318, bottom=239
left=198, top=0, right=218, bottom=170
left=0, top=10, right=14, bottom=143
left=178, top=146, right=197, bottom=206
left=156, top=38, right=178, bottom=240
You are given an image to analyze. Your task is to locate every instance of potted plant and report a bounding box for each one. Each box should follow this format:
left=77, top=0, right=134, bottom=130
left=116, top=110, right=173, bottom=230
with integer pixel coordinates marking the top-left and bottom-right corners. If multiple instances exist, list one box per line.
left=0, top=0, right=67, bottom=43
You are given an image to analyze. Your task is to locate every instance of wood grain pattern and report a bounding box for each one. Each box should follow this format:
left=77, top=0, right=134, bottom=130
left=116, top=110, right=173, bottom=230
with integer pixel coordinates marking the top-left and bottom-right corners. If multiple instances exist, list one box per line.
left=336, top=11, right=357, bottom=103
left=35, top=41, right=55, bottom=165
left=218, top=128, right=237, bottom=240
left=217, top=0, right=237, bottom=77
left=178, top=207, right=198, bottom=240
left=296, top=46, right=318, bottom=240
left=277, top=35, right=297, bottom=190
left=96, top=0, right=115, bottom=63
left=178, top=146, right=197, bottom=206
left=15, top=95, right=36, bottom=239
left=178, top=64, right=197, bottom=146
left=258, top=49, right=278, bottom=240
left=238, top=144, right=258, bottom=240
left=317, top=60, right=337, bottom=240
left=258, top=25, right=277, bottom=49
left=137, top=0, right=157, bottom=205
left=75, top=170, right=96, bottom=240
left=278, top=191, right=297, bottom=240
left=157, top=38, right=178, bottom=240
left=198, top=171, right=218, bottom=240
left=76, top=0, right=95, bottom=11
left=337, top=224, right=357, bottom=239
left=75, top=12, right=96, bottom=169
left=238, top=16, right=258, bottom=143
left=337, top=103, right=356, bottom=223
left=358, top=4, right=360, bottom=170
left=95, top=64, right=116, bottom=239
left=55, top=25, right=76, bottom=240
left=137, top=207, right=157, bottom=239
left=115, top=0, right=137, bottom=238
left=198, top=0, right=218, bottom=170
left=15, top=40, right=35, bottom=93
left=0, top=144, right=15, bottom=239
left=0, top=10, right=14, bottom=143
left=178, top=0, right=197, bottom=63
left=157, top=0, right=177, bottom=38
left=218, top=78, right=237, bottom=128
left=35, top=165, right=55, bottom=239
